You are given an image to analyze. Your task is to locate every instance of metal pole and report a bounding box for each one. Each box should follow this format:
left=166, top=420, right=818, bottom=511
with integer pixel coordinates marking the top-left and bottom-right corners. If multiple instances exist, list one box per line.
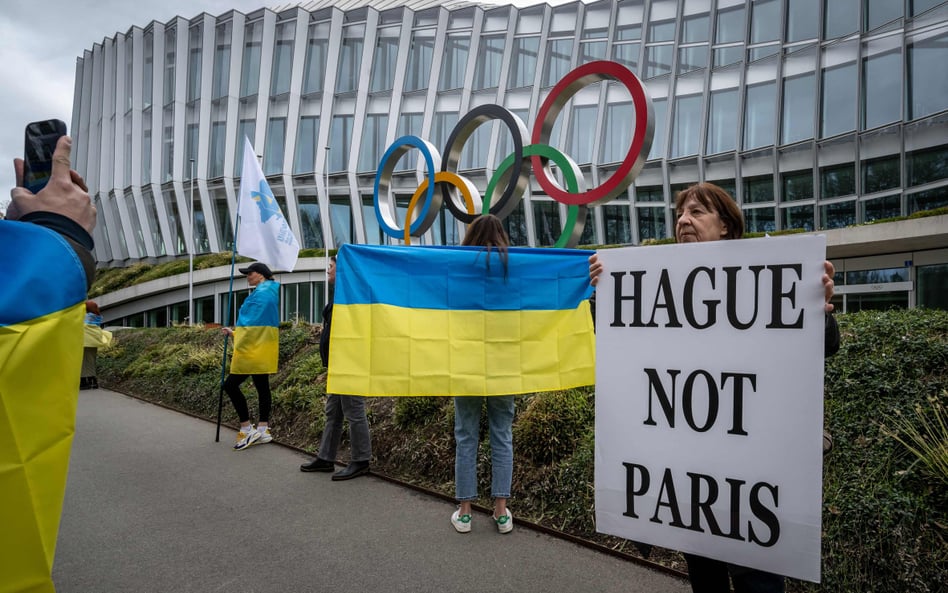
left=188, top=158, right=195, bottom=326
left=324, top=146, right=330, bottom=308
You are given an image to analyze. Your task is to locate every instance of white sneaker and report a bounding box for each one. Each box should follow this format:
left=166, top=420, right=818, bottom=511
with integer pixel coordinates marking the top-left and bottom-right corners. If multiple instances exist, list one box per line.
left=233, top=427, right=260, bottom=451
left=451, top=509, right=472, bottom=533
left=494, top=509, right=513, bottom=534
left=255, top=427, right=273, bottom=444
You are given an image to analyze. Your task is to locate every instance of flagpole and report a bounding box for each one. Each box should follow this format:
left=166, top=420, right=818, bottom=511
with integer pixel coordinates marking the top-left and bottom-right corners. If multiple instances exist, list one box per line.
left=216, top=206, right=241, bottom=442
left=323, top=145, right=330, bottom=308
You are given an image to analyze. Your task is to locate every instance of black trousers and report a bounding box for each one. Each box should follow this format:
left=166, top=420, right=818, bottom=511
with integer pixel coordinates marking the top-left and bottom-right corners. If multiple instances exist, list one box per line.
left=223, top=373, right=272, bottom=424
left=684, top=554, right=785, bottom=593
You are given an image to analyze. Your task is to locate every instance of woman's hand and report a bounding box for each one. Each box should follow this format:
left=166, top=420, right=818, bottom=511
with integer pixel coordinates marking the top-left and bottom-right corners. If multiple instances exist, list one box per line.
left=589, top=253, right=603, bottom=286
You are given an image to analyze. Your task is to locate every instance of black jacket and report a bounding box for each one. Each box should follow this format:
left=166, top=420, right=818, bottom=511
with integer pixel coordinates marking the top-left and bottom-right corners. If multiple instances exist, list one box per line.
left=319, top=301, right=333, bottom=366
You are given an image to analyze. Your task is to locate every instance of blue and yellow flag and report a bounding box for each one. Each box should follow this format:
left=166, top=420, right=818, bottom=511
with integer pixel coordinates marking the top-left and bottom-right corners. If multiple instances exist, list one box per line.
left=327, top=244, right=596, bottom=397
left=231, top=280, right=280, bottom=375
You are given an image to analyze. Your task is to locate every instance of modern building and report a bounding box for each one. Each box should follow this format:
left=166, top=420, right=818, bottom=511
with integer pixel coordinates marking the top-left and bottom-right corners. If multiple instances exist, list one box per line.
left=71, top=0, right=948, bottom=325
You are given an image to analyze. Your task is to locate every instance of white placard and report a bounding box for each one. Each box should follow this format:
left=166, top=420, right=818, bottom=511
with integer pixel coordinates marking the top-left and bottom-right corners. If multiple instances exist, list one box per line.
left=594, top=235, right=826, bottom=583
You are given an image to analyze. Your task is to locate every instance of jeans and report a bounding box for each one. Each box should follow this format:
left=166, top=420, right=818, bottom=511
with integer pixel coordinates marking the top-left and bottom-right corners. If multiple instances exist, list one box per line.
left=454, top=395, right=515, bottom=501
left=683, top=554, right=785, bottom=593
left=318, top=394, right=372, bottom=463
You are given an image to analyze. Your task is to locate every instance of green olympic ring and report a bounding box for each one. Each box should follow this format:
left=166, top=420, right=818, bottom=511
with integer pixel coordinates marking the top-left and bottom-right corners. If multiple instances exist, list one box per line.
left=486, top=144, right=587, bottom=249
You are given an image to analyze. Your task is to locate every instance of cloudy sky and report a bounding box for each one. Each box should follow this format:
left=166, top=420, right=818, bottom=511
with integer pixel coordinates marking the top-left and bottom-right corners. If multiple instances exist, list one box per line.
left=0, top=0, right=557, bottom=211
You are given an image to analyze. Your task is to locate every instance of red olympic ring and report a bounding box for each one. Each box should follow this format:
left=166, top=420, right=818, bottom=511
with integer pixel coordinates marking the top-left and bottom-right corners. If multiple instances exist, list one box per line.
left=532, top=60, right=654, bottom=207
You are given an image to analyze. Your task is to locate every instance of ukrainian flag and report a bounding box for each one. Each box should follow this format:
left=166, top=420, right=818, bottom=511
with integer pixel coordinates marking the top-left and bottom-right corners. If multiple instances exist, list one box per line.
left=327, top=244, right=596, bottom=397
left=1, top=221, right=87, bottom=593
left=230, top=280, right=280, bottom=375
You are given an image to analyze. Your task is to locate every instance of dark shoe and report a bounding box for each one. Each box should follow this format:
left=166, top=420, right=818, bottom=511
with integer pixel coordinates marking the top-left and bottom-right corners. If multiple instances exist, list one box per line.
left=331, top=461, right=370, bottom=481
left=91, top=378, right=99, bottom=389
left=79, top=377, right=93, bottom=390
left=300, top=458, right=335, bottom=473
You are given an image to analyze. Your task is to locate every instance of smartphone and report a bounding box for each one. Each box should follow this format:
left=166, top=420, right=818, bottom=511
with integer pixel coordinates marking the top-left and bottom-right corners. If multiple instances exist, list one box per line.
left=23, top=119, right=68, bottom=194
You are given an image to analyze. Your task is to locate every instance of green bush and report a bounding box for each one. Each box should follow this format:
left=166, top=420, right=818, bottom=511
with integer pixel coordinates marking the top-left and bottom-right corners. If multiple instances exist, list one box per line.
left=514, top=389, right=594, bottom=465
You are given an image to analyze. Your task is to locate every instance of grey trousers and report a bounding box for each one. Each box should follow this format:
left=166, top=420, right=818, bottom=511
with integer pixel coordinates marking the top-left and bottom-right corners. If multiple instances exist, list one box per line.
left=81, top=347, right=97, bottom=378
left=318, top=394, right=372, bottom=463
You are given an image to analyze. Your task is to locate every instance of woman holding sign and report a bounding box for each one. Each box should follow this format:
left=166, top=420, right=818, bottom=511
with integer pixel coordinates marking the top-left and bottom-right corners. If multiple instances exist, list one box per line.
left=590, top=182, right=839, bottom=593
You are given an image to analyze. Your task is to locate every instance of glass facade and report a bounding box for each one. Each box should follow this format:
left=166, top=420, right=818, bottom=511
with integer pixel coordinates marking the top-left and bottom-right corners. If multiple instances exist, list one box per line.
left=72, top=0, right=948, bottom=319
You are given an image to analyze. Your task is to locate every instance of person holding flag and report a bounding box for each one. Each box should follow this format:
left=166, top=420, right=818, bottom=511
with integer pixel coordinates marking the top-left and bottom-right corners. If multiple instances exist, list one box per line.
left=216, top=137, right=300, bottom=448
left=222, top=262, right=280, bottom=450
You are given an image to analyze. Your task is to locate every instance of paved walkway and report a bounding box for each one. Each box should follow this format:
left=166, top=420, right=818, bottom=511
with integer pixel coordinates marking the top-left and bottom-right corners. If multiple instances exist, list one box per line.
left=53, top=389, right=689, bottom=593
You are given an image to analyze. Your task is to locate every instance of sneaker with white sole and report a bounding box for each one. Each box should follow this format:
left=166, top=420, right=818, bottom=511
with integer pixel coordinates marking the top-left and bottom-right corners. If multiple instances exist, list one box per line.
left=233, top=427, right=260, bottom=451
left=255, top=427, right=273, bottom=445
left=451, top=509, right=472, bottom=533
left=494, top=509, right=513, bottom=534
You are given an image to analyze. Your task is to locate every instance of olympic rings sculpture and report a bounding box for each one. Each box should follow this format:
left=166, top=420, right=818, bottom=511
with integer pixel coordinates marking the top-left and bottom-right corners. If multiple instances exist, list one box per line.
left=373, top=60, right=654, bottom=248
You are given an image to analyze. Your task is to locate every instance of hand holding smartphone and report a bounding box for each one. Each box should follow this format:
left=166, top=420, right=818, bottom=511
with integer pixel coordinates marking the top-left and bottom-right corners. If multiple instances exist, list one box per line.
left=23, top=119, right=68, bottom=194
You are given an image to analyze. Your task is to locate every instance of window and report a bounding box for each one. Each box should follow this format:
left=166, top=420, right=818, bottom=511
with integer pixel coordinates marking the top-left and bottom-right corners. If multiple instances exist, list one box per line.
left=648, top=99, right=667, bottom=160
left=544, top=38, right=573, bottom=86
left=649, top=20, right=675, bottom=43
left=580, top=40, right=607, bottom=64
left=821, top=62, right=857, bottom=137
left=298, top=193, right=324, bottom=248
left=264, top=118, right=286, bottom=175
left=865, top=0, right=902, bottom=32
left=744, top=175, right=774, bottom=204
left=396, top=113, right=423, bottom=171
left=863, top=155, right=900, bottom=193
left=636, top=186, right=665, bottom=202
left=494, top=109, right=528, bottom=170
left=707, top=88, right=738, bottom=154
left=917, top=263, right=948, bottom=310
left=162, top=124, right=174, bottom=182
left=908, top=29, right=948, bottom=120
left=863, top=194, right=901, bottom=221
left=907, top=145, right=948, bottom=186
left=612, top=42, right=640, bottom=71
left=602, top=103, right=634, bottom=163
left=637, top=206, right=667, bottom=241
left=821, top=164, right=855, bottom=198
left=211, top=22, right=231, bottom=99
left=681, top=14, right=709, bottom=43
left=293, top=116, right=319, bottom=175
left=143, top=31, right=154, bottom=108
left=142, top=116, right=152, bottom=183
left=786, top=0, right=819, bottom=42
left=405, top=29, right=435, bottom=91
left=569, top=105, right=598, bottom=164
left=863, top=50, right=901, bottom=129
left=370, top=34, right=399, bottom=92
left=163, top=28, right=176, bottom=104
left=239, top=21, right=262, bottom=97
left=644, top=44, right=673, bottom=78
left=502, top=199, right=528, bottom=246
left=743, top=82, right=776, bottom=150
left=782, top=170, right=813, bottom=201
left=474, top=35, right=504, bottom=89
left=432, top=111, right=459, bottom=151
left=212, top=191, right=233, bottom=250
left=187, top=24, right=202, bottom=102
left=781, top=74, right=815, bottom=144
left=679, top=46, right=708, bottom=73
left=509, top=36, right=539, bottom=88
left=671, top=94, right=702, bottom=158
left=336, top=26, right=364, bottom=93
left=270, top=22, right=295, bottom=95
left=329, top=115, right=353, bottom=172
left=302, top=23, right=329, bottom=94
left=439, top=35, right=469, bottom=91
left=209, top=122, right=225, bottom=178
left=782, top=204, right=814, bottom=231
left=750, top=0, right=780, bottom=43
left=459, top=122, right=490, bottom=170
left=824, top=0, right=858, bottom=39
left=714, top=46, right=743, bottom=67
left=603, top=204, right=632, bottom=244
left=533, top=201, right=563, bottom=247
left=235, top=119, right=255, bottom=176
left=716, top=6, right=745, bottom=44
left=744, top=207, right=776, bottom=232
left=908, top=187, right=948, bottom=213
left=329, top=197, right=353, bottom=246
left=361, top=196, right=383, bottom=245
left=358, top=114, right=389, bottom=172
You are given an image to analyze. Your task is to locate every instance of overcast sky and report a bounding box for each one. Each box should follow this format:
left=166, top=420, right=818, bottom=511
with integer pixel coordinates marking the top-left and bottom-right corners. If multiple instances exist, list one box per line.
left=0, top=0, right=560, bottom=212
